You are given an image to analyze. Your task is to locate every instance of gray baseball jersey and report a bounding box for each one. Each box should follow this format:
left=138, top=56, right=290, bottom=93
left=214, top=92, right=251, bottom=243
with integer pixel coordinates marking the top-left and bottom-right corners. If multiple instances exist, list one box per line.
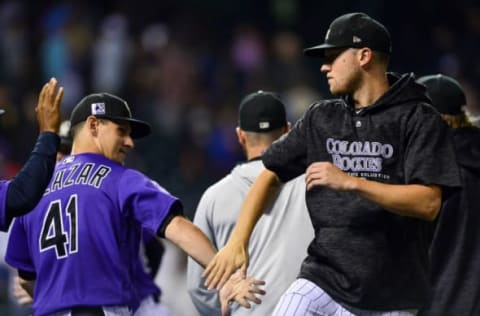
left=187, top=159, right=314, bottom=315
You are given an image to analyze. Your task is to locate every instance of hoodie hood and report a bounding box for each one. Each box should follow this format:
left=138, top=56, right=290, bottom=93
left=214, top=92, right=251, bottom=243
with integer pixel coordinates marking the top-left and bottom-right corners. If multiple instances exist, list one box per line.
left=345, top=72, right=432, bottom=112
left=453, top=127, right=480, bottom=177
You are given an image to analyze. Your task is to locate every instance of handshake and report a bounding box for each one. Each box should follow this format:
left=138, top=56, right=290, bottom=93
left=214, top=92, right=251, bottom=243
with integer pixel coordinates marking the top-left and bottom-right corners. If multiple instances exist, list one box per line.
left=218, top=270, right=265, bottom=316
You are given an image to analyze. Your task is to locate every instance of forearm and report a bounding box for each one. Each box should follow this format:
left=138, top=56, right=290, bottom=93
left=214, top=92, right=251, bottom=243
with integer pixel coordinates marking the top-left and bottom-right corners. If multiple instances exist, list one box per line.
left=6, top=132, right=59, bottom=219
left=164, top=216, right=217, bottom=268
left=351, top=177, right=442, bottom=221
left=17, top=273, right=35, bottom=299
left=230, top=168, right=282, bottom=245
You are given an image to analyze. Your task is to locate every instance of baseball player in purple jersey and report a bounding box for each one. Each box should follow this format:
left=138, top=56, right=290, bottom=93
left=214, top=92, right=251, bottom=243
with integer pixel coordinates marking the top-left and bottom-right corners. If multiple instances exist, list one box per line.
left=0, top=77, right=63, bottom=232
left=11, top=120, right=171, bottom=316
left=5, top=92, right=264, bottom=316
left=203, top=13, right=461, bottom=315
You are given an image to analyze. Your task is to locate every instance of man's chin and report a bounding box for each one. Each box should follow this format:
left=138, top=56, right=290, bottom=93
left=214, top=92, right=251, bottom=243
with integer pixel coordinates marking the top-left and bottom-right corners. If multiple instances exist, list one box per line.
left=114, top=155, right=126, bottom=165
left=329, top=88, right=347, bottom=96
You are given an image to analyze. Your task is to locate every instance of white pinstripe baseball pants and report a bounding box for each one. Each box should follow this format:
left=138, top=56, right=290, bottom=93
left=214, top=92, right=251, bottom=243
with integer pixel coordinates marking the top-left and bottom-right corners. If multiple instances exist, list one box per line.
left=272, top=278, right=417, bottom=316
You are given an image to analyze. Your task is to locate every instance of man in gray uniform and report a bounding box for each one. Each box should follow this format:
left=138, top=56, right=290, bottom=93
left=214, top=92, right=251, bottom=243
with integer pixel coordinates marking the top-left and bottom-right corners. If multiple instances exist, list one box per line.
left=187, top=91, right=313, bottom=315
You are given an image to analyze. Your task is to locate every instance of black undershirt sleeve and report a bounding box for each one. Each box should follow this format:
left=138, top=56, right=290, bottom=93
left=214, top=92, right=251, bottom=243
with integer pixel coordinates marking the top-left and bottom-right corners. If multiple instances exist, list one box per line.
left=143, top=236, right=165, bottom=278
left=6, top=132, right=59, bottom=225
left=156, top=200, right=184, bottom=238
left=18, top=269, right=37, bottom=281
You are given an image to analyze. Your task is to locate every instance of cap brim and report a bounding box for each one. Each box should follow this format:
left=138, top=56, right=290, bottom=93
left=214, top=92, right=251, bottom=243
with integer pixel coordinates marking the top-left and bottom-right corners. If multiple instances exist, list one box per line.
left=303, top=43, right=345, bottom=57
left=108, top=117, right=151, bottom=139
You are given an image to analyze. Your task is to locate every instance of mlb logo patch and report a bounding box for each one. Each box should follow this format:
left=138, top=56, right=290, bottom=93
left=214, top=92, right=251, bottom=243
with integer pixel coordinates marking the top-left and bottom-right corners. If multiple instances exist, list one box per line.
left=91, top=103, right=106, bottom=115
left=259, top=122, right=270, bottom=129
left=64, top=156, right=75, bottom=164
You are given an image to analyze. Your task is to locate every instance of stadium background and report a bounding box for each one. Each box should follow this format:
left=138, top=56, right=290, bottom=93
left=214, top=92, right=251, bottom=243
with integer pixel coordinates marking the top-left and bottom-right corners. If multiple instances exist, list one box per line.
left=0, top=0, right=478, bottom=314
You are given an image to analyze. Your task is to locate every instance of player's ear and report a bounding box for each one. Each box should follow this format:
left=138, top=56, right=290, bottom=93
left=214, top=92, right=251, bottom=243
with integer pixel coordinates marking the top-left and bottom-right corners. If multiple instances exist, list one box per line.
left=236, top=127, right=246, bottom=146
left=358, top=47, right=373, bottom=66
left=86, top=116, right=98, bottom=137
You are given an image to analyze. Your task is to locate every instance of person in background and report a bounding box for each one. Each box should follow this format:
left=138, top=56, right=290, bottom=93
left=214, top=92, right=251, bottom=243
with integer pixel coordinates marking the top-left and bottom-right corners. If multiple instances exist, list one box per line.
left=133, top=230, right=171, bottom=316
left=57, top=120, right=73, bottom=161
left=12, top=119, right=74, bottom=307
left=417, top=74, right=480, bottom=316
left=187, top=91, right=313, bottom=315
left=0, top=77, right=62, bottom=316
left=0, top=77, right=63, bottom=232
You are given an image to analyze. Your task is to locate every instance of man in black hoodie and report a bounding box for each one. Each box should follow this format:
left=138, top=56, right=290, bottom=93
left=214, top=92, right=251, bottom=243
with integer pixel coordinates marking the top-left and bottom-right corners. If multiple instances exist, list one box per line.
left=202, top=13, right=461, bottom=315
left=417, top=74, right=480, bottom=316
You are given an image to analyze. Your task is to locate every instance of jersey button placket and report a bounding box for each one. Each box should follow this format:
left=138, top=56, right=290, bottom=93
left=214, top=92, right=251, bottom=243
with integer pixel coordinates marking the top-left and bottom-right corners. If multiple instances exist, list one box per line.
left=354, top=116, right=369, bottom=138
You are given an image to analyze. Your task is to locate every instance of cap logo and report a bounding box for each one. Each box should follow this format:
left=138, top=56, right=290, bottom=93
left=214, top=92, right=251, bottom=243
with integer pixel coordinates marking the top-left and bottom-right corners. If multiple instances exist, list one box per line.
left=259, top=122, right=270, bottom=129
left=91, top=103, right=106, bottom=115
left=353, top=36, right=362, bottom=43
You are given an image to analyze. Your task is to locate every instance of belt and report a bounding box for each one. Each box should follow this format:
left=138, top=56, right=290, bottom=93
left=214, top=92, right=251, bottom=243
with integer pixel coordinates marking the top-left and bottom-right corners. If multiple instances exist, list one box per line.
left=70, top=306, right=105, bottom=316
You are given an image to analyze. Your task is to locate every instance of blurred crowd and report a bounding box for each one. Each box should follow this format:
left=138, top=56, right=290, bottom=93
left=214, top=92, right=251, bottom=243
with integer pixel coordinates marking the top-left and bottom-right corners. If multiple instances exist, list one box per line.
left=0, top=0, right=479, bottom=314
left=0, top=0, right=478, bottom=217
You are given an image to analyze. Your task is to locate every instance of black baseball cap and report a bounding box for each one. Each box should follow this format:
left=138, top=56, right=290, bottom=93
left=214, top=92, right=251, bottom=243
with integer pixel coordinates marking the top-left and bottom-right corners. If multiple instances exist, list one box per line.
left=417, top=74, right=466, bottom=115
left=70, top=92, right=151, bottom=138
left=238, top=91, right=287, bottom=132
left=304, top=12, right=392, bottom=57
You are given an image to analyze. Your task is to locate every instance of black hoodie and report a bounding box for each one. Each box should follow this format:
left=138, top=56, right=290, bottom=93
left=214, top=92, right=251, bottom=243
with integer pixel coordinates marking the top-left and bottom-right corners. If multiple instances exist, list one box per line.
left=263, top=72, right=461, bottom=310
left=420, top=126, right=480, bottom=316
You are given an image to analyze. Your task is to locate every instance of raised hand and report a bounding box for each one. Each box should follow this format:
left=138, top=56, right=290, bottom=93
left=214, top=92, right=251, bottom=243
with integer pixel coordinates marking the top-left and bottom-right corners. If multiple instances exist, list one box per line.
left=219, top=270, right=265, bottom=316
left=36, top=77, right=64, bottom=133
left=202, top=239, right=249, bottom=290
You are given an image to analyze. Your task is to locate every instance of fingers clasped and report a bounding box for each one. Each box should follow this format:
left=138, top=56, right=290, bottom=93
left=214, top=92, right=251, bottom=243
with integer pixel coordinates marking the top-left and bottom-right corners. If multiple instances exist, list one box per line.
left=219, top=270, right=266, bottom=316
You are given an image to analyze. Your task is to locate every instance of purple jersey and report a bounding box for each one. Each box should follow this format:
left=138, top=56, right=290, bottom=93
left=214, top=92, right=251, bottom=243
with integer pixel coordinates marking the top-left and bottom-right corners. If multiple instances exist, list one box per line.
left=133, top=231, right=161, bottom=304
left=0, top=181, right=9, bottom=231
left=5, top=153, right=179, bottom=316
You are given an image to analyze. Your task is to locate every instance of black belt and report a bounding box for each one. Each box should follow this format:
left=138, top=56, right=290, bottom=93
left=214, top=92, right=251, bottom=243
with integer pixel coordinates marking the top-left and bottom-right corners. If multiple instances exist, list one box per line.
left=70, top=306, right=105, bottom=316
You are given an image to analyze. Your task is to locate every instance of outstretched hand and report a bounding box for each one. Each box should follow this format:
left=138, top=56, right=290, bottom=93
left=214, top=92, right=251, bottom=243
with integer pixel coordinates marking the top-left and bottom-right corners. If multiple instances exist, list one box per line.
left=219, top=270, right=265, bottom=316
left=36, top=77, right=63, bottom=133
left=202, top=239, right=249, bottom=290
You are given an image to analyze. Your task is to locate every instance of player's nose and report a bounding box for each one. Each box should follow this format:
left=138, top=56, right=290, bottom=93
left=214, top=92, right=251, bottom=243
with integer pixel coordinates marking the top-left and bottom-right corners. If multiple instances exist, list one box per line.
left=321, top=64, right=330, bottom=73
left=124, top=135, right=134, bottom=148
